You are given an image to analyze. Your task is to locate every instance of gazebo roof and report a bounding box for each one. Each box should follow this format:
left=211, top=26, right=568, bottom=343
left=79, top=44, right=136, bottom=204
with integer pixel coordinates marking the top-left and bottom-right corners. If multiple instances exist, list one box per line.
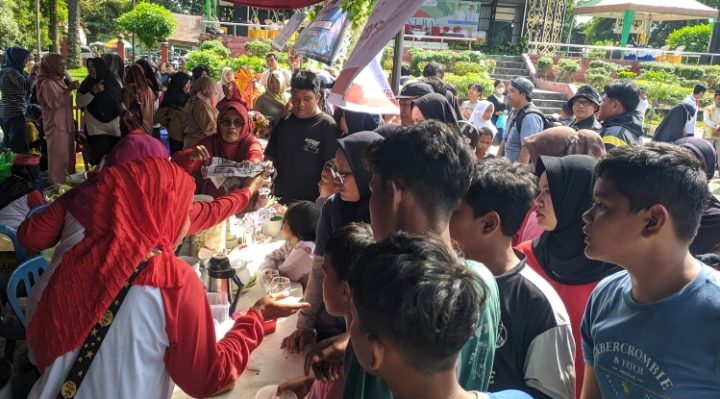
left=574, top=0, right=717, bottom=21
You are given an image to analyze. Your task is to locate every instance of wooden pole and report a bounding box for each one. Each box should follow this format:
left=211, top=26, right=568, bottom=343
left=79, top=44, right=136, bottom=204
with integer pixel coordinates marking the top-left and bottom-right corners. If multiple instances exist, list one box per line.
left=390, top=31, right=404, bottom=95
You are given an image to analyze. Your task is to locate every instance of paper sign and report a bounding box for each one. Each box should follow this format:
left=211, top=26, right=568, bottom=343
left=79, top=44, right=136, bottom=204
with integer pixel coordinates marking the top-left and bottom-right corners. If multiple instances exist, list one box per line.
left=328, top=55, right=399, bottom=115
left=272, top=11, right=307, bottom=50
left=293, top=0, right=350, bottom=65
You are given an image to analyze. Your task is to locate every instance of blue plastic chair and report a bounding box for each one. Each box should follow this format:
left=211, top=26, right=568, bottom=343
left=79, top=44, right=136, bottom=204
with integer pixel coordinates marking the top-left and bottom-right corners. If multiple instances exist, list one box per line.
left=7, top=256, right=48, bottom=327
left=25, top=203, right=50, bottom=219
left=0, top=224, right=28, bottom=265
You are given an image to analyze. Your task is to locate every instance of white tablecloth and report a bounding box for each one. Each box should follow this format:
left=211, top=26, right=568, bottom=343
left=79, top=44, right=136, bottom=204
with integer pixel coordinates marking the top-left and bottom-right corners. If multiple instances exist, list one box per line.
left=172, top=241, right=306, bottom=399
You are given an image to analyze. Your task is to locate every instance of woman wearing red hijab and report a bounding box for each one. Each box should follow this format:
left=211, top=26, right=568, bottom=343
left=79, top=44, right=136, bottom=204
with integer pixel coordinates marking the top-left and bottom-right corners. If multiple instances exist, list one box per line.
left=19, top=131, right=267, bottom=326
left=26, top=158, right=307, bottom=398
left=36, top=53, right=80, bottom=184
left=173, top=100, right=263, bottom=198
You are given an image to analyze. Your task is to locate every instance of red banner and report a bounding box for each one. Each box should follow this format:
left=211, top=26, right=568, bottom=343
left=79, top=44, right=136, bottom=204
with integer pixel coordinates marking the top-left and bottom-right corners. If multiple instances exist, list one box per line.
left=220, top=0, right=323, bottom=10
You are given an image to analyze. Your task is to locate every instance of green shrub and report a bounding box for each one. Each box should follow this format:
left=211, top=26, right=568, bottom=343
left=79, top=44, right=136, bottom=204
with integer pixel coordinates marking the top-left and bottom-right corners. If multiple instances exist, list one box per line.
left=584, top=68, right=611, bottom=90
left=675, top=65, right=704, bottom=81
left=409, top=48, right=484, bottom=76
left=482, top=59, right=496, bottom=75
left=666, top=23, right=712, bottom=53
left=443, top=73, right=493, bottom=100
left=617, top=71, right=637, bottom=79
left=640, top=70, right=677, bottom=82
left=586, top=48, right=606, bottom=59
left=537, top=56, right=553, bottom=77
left=199, top=39, right=230, bottom=58
left=233, top=55, right=267, bottom=74
left=554, top=59, right=580, bottom=82
left=244, top=39, right=273, bottom=57
left=588, top=60, right=622, bottom=75
left=185, top=50, right=228, bottom=79
left=454, top=61, right=487, bottom=75
left=638, top=62, right=676, bottom=74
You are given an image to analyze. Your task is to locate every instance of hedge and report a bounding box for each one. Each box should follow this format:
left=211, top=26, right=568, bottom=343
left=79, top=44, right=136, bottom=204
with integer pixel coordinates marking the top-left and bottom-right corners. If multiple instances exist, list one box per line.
left=443, top=73, right=493, bottom=100
left=409, top=48, right=484, bottom=76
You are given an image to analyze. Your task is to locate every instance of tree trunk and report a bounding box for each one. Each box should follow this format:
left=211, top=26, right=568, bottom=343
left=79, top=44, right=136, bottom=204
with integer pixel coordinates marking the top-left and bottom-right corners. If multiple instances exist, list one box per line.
left=66, top=0, right=81, bottom=68
left=49, top=0, right=59, bottom=53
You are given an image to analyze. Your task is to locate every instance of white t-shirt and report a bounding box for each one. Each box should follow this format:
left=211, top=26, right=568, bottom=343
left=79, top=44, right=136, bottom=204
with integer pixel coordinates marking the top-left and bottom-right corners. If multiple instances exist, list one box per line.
left=682, top=94, right=699, bottom=135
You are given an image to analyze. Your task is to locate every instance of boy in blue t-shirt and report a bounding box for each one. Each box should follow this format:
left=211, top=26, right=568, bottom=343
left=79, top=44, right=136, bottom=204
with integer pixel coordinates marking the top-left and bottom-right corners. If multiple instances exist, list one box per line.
left=580, top=143, right=720, bottom=398
left=348, top=232, right=530, bottom=399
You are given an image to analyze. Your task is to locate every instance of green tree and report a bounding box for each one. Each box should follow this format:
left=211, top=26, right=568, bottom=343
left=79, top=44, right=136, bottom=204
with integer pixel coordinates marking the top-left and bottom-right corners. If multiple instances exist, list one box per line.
left=117, top=2, right=176, bottom=51
left=152, top=0, right=204, bottom=15
left=582, top=17, right=617, bottom=44
left=0, top=2, right=21, bottom=48
left=81, top=0, right=131, bottom=42
left=67, top=0, right=82, bottom=67
left=665, top=23, right=712, bottom=52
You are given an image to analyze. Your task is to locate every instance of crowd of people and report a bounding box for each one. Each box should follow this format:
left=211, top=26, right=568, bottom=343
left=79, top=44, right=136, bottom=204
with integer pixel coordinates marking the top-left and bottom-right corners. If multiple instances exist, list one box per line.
left=0, top=42, right=719, bottom=399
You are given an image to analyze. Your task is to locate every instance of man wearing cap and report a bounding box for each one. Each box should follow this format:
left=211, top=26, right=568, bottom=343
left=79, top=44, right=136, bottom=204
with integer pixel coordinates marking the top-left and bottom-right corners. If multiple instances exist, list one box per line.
left=0, top=153, right=43, bottom=229
left=568, top=85, right=602, bottom=132
left=597, top=80, right=643, bottom=151
left=395, top=81, right=434, bottom=126
left=498, top=77, right=548, bottom=163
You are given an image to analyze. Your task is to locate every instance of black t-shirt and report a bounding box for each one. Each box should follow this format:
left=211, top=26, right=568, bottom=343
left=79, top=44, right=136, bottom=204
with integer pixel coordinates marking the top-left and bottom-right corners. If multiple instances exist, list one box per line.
left=265, top=112, right=339, bottom=204
left=489, top=257, right=575, bottom=399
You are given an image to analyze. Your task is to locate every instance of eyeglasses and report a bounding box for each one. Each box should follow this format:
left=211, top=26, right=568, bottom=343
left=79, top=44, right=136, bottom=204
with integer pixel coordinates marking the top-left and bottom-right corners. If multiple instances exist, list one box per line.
left=330, top=166, right=352, bottom=185
left=573, top=99, right=595, bottom=108
left=219, top=119, right=244, bottom=127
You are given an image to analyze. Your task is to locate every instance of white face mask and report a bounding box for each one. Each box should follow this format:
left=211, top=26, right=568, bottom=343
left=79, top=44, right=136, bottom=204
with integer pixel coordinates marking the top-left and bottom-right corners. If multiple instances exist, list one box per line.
left=496, top=88, right=504, bottom=95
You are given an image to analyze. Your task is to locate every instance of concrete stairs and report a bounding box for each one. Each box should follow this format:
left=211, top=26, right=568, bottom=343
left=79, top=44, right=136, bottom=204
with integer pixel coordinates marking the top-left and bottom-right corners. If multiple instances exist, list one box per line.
left=485, top=55, right=566, bottom=115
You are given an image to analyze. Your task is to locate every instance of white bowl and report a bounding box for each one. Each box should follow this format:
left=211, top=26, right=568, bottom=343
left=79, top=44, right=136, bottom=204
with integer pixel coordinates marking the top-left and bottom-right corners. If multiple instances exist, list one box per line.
left=261, top=220, right=283, bottom=238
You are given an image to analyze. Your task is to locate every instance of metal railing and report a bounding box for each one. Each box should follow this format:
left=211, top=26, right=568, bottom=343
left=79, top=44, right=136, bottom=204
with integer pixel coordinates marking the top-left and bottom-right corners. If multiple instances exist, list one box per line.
left=403, top=34, right=476, bottom=50
left=528, top=41, right=720, bottom=65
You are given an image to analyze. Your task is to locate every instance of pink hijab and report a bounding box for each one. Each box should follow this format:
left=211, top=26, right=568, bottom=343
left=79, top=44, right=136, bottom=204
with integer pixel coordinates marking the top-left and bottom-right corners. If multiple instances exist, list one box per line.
left=60, top=130, right=170, bottom=226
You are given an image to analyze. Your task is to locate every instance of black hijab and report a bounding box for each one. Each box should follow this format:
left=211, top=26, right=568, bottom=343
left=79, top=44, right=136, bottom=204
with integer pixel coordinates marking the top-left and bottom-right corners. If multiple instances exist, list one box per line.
left=0, top=47, right=30, bottom=81
left=343, top=110, right=380, bottom=135
left=653, top=102, right=695, bottom=143
left=676, top=137, right=720, bottom=255
left=322, top=131, right=384, bottom=238
left=136, top=59, right=161, bottom=94
left=192, top=65, right=210, bottom=81
left=412, top=93, right=458, bottom=125
left=532, top=155, right=620, bottom=285
left=78, top=58, right=123, bottom=123
left=160, top=72, right=191, bottom=109
left=101, top=54, right=124, bottom=83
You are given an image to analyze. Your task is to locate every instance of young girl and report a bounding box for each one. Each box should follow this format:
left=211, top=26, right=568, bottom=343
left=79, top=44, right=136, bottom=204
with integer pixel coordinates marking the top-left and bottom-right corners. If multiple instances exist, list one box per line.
left=260, top=201, right=321, bottom=287
left=316, top=159, right=338, bottom=209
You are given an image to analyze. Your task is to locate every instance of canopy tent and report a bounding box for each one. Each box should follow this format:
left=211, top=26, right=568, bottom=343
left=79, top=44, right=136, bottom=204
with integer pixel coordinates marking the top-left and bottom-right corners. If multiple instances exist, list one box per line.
left=218, top=0, right=323, bottom=9
left=574, top=0, right=718, bottom=47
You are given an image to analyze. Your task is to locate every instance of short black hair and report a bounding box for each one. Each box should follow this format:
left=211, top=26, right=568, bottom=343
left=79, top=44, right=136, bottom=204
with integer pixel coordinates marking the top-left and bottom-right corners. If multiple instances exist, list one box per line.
left=477, top=127, right=494, bottom=139
left=466, top=158, right=538, bottom=236
left=603, top=80, right=640, bottom=113
left=423, top=62, right=445, bottom=78
left=693, top=84, right=707, bottom=95
left=283, top=201, right=321, bottom=242
left=423, top=76, right=457, bottom=96
left=324, top=223, right=375, bottom=281
left=493, top=80, right=504, bottom=88
left=596, top=143, right=709, bottom=241
left=714, top=91, right=720, bottom=98
left=468, top=83, right=483, bottom=94
left=561, top=103, right=573, bottom=116
left=266, top=53, right=277, bottom=60
left=349, top=232, right=484, bottom=373
left=291, top=69, right=321, bottom=94
left=191, top=64, right=209, bottom=81
left=365, top=120, right=475, bottom=220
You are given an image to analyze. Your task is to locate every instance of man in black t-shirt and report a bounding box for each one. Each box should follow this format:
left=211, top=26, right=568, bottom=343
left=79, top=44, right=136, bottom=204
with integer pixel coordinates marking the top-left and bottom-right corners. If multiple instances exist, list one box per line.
left=265, top=70, right=340, bottom=204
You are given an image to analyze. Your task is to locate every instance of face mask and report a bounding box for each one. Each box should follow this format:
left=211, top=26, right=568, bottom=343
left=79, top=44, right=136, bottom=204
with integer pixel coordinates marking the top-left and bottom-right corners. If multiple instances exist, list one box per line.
left=496, top=88, right=504, bottom=95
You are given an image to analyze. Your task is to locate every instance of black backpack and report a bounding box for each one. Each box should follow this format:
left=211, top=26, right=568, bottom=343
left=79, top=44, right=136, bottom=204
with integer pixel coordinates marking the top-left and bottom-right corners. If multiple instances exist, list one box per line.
left=509, top=103, right=551, bottom=136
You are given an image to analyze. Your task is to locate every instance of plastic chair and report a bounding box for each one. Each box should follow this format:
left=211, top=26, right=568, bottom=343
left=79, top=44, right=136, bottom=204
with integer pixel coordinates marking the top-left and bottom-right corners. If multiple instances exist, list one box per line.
left=0, top=224, right=28, bottom=266
left=25, top=203, right=49, bottom=219
left=7, top=256, right=48, bottom=327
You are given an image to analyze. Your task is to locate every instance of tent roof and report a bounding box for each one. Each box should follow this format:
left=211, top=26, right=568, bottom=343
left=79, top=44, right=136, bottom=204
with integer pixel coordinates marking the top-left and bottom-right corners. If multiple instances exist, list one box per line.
left=574, top=0, right=717, bottom=21
left=219, top=0, right=322, bottom=9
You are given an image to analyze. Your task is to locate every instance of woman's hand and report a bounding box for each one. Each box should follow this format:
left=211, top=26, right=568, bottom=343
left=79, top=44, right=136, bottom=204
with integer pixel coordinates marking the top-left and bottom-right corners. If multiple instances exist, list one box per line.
left=277, top=376, right=314, bottom=398
left=252, top=293, right=310, bottom=321
left=244, top=170, right=271, bottom=195
left=189, top=145, right=211, bottom=162
left=281, top=328, right=317, bottom=354
left=92, top=80, right=104, bottom=94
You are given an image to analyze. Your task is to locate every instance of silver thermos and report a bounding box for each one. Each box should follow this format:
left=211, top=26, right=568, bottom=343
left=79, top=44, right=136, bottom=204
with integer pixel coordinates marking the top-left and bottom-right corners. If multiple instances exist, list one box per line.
left=207, top=254, right=244, bottom=316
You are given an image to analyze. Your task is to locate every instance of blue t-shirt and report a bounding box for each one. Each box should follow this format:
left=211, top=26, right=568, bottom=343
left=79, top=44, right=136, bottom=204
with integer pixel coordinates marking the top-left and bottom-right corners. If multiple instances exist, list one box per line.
left=503, top=112, right=543, bottom=162
left=581, top=264, right=720, bottom=398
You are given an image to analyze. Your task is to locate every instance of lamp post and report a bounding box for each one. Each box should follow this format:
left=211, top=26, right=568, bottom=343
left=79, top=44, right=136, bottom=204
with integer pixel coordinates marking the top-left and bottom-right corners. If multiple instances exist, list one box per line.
left=36, top=0, right=42, bottom=60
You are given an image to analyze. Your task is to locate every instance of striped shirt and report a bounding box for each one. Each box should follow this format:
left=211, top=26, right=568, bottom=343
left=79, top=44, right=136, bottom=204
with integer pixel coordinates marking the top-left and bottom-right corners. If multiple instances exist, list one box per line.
left=0, top=69, right=30, bottom=119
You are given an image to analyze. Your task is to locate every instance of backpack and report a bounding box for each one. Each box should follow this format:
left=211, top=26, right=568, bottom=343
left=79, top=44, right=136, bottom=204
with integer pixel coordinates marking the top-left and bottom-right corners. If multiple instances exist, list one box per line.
left=509, top=103, right=551, bottom=136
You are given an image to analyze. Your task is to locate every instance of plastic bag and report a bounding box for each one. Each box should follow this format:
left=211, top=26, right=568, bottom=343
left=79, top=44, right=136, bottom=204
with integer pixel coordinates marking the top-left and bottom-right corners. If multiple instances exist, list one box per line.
left=0, top=151, right=15, bottom=181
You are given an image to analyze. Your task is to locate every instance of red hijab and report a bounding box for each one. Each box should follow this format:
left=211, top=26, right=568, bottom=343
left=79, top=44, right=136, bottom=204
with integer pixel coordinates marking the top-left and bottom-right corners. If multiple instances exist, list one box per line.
left=60, top=130, right=169, bottom=226
left=205, top=100, right=259, bottom=162
left=29, top=158, right=195, bottom=372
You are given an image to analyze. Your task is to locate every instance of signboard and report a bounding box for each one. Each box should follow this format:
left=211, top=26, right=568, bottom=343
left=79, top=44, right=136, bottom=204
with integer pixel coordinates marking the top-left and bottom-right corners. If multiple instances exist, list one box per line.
left=293, top=0, right=349, bottom=65
left=272, top=11, right=306, bottom=50
left=328, top=55, right=399, bottom=115
left=408, top=0, right=480, bottom=37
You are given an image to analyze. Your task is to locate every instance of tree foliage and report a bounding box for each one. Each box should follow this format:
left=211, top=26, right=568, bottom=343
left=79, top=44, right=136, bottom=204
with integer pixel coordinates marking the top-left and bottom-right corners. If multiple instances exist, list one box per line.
left=82, top=0, right=131, bottom=43
left=117, top=2, right=176, bottom=50
left=152, top=0, right=204, bottom=15
left=665, top=23, right=712, bottom=52
left=0, top=2, right=21, bottom=48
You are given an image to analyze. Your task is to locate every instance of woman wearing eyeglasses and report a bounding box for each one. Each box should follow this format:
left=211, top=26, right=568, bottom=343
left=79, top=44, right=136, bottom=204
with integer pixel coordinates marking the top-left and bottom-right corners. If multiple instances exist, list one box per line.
left=181, top=76, right=219, bottom=149
left=281, top=131, right=385, bottom=353
left=173, top=100, right=263, bottom=197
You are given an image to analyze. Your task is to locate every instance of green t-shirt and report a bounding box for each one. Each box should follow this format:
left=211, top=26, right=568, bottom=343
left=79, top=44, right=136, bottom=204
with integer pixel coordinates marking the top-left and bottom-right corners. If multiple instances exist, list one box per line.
left=342, top=260, right=501, bottom=398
